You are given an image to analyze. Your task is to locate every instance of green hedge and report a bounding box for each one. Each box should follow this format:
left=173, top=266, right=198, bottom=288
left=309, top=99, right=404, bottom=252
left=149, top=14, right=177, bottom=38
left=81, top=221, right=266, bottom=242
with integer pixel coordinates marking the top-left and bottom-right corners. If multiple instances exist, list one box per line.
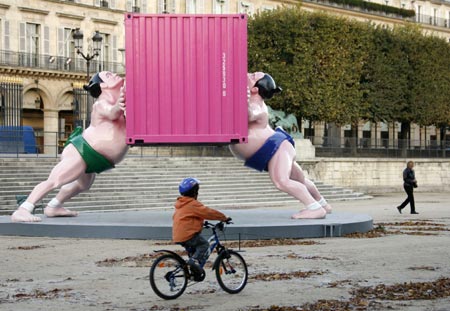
left=325, top=0, right=416, bottom=18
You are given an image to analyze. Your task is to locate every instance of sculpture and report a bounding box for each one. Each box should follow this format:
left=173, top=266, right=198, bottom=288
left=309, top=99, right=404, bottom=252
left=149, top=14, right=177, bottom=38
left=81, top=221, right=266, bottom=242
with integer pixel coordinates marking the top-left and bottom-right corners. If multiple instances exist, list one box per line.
left=11, top=71, right=128, bottom=222
left=229, top=72, right=332, bottom=219
left=267, top=106, right=303, bottom=139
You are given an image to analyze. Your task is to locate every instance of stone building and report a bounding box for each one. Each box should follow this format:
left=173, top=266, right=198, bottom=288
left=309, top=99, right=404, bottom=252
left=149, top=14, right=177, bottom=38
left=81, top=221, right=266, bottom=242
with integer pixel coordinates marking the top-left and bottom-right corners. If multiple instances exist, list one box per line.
left=0, top=0, right=449, bottom=155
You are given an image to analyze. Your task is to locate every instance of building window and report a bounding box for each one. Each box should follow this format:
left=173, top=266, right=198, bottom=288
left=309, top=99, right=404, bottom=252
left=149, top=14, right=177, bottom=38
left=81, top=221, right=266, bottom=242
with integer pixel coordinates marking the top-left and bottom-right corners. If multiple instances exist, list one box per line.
left=27, top=23, right=40, bottom=56
left=186, top=0, right=204, bottom=13
left=57, top=27, right=76, bottom=70
left=127, top=0, right=140, bottom=12
left=158, top=0, right=175, bottom=14
left=0, top=19, right=2, bottom=51
left=94, top=0, right=109, bottom=8
left=240, top=1, right=254, bottom=15
left=19, top=23, right=40, bottom=67
left=417, top=5, right=422, bottom=23
left=261, top=6, right=274, bottom=12
left=132, top=0, right=140, bottom=12
left=96, top=32, right=110, bottom=72
left=213, top=0, right=228, bottom=14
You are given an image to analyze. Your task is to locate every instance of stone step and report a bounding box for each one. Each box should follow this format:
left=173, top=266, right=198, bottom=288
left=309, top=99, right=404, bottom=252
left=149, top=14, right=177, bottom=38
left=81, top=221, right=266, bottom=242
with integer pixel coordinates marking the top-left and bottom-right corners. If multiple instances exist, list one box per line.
left=0, top=178, right=330, bottom=188
left=0, top=195, right=373, bottom=216
left=0, top=190, right=355, bottom=207
left=0, top=156, right=372, bottom=213
left=0, top=184, right=340, bottom=197
left=0, top=188, right=358, bottom=204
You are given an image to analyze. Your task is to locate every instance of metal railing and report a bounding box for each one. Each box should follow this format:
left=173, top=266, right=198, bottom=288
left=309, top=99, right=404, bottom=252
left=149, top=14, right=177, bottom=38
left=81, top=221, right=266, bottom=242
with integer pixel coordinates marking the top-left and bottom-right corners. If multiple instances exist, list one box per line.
left=0, top=128, right=234, bottom=158
left=1, top=129, right=448, bottom=158
left=305, top=0, right=450, bottom=30
left=0, top=50, right=125, bottom=75
left=306, top=136, right=450, bottom=158
left=304, top=0, right=415, bottom=20
left=416, top=13, right=450, bottom=28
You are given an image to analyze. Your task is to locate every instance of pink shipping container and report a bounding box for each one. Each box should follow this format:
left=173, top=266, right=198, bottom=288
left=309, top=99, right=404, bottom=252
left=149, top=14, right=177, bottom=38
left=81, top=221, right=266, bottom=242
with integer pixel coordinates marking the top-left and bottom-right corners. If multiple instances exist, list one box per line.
left=125, top=14, right=248, bottom=145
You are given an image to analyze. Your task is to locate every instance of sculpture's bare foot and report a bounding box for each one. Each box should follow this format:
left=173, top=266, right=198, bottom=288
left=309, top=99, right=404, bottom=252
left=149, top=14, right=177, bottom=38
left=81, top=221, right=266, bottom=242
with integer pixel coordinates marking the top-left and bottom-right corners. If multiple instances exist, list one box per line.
left=44, top=207, right=78, bottom=218
left=11, top=208, right=42, bottom=222
left=291, top=208, right=326, bottom=219
left=323, top=204, right=332, bottom=214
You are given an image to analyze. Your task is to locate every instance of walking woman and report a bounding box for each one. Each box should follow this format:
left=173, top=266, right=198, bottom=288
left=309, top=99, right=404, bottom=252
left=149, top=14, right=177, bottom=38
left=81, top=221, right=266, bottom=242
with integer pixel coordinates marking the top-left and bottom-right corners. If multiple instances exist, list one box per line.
left=397, top=161, right=419, bottom=214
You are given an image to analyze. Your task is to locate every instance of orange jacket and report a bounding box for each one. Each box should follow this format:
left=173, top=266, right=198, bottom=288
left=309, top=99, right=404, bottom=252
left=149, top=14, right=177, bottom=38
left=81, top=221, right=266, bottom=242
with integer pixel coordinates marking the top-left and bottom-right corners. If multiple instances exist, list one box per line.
left=172, top=196, right=227, bottom=243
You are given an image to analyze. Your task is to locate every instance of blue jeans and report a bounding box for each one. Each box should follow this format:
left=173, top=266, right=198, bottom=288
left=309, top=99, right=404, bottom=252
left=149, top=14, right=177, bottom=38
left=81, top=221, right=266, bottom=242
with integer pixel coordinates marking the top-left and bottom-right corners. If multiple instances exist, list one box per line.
left=182, top=233, right=209, bottom=263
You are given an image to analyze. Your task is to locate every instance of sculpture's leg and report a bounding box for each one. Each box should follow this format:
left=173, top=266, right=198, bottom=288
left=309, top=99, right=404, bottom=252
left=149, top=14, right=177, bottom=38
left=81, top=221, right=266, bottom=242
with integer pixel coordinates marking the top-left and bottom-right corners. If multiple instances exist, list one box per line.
left=267, top=142, right=326, bottom=219
left=44, top=173, right=95, bottom=217
left=11, top=145, right=86, bottom=222
left=291, top=162, right=332, bottom=214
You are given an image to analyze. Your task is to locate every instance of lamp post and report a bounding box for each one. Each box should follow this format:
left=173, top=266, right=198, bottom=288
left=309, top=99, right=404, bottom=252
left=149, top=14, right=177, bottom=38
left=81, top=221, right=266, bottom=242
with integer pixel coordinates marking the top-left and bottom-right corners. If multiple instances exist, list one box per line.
left=72, top=28, right=103, bottom=129
left=72, top=28, right=103, bottom=81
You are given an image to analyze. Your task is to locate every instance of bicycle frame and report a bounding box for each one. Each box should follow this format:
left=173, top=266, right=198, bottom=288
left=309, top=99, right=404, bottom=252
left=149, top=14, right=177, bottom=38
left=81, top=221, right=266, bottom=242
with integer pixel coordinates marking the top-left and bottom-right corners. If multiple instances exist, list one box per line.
left=201, top=232, right=219, bottom=266
left=185, top=222, right=227, bottom=270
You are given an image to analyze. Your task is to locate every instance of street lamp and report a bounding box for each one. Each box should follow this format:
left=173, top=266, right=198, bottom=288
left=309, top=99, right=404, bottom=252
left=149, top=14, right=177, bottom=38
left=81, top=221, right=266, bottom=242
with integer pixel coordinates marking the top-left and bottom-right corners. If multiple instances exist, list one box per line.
left=72, top=28, right=103, bottom=81
left=72, top=28, right=103, bottom=129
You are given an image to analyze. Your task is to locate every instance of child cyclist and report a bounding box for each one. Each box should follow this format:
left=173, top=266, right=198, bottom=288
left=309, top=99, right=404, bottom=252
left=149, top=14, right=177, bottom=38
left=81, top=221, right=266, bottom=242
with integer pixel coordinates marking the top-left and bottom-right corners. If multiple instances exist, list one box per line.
left=173, top=177, right=230, bottom=280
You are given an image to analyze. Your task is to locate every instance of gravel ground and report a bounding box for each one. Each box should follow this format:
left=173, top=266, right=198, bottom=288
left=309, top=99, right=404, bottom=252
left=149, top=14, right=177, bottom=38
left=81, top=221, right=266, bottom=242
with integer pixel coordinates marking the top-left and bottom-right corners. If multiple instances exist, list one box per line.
left=1, top=192, right=449, bottom=311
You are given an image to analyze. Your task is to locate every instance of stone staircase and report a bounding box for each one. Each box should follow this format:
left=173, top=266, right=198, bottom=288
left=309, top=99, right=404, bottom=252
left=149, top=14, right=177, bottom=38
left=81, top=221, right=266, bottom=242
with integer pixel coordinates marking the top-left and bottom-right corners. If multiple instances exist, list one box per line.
left=0, top=156, right=371, bottom=215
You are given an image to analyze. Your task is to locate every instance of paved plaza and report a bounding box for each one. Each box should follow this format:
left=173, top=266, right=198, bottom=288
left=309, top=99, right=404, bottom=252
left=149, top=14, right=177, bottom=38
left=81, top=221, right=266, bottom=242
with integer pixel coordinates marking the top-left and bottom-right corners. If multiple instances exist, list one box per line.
left=0, top=192, right=449, bottom=310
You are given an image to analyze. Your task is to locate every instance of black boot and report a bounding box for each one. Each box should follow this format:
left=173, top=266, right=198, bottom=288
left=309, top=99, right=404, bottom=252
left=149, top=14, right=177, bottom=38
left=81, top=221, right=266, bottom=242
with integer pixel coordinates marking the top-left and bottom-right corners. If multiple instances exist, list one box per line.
left=187, top=259, right=205, bottom=282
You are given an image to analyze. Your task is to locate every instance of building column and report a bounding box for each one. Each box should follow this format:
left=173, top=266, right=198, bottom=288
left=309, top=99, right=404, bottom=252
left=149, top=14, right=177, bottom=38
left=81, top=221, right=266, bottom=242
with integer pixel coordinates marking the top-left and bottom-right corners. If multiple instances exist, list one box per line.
left=420, top=126, right=426, bottom=148
left=327, top=123, right=341, bottom=147
left=370, top=122, right=381, bottom=148
left=357, top=120, right=364, bottom=147
left=314, top=121, right=325, bottom=145
left=388, top=122, right=399, bottom=148
left=436, top=126, right=441, bottom=148
left=43, top=109, right=59, bottom=155
left=410, top=123, right=419, bottom=148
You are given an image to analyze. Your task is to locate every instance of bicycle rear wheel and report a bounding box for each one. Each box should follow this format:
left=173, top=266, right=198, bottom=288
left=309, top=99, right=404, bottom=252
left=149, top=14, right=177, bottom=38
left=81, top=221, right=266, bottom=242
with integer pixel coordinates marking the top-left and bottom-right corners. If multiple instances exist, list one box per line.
left=149, top=254, right=188, bottom=300
left=215, top=250, right=248, bottom=294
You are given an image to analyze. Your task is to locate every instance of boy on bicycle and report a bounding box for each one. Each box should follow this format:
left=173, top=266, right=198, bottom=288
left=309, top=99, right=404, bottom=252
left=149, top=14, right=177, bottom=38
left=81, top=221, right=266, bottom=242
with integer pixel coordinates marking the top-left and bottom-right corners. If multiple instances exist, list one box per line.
left=173, top=177, right=230, bottom=279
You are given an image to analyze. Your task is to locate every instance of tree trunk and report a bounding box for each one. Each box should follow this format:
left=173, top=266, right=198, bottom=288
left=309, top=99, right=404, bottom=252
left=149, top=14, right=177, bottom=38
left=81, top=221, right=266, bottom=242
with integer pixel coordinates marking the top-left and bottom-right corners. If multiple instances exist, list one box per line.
left=399, top=122, right=410, bottom=158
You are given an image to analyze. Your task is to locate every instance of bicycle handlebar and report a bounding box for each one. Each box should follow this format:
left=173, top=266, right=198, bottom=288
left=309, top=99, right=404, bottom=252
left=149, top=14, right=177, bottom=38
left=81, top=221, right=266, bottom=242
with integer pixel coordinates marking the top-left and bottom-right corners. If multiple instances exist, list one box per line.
left=204, top=218, right=233, bottom=230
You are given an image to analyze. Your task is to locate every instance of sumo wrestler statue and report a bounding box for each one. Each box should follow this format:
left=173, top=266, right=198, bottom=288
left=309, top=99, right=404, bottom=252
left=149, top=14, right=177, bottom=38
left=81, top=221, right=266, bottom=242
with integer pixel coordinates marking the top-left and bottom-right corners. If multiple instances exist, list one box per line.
left=11, top=71, right=128, bottom=222
left=230, top=72, right=332, bottom=219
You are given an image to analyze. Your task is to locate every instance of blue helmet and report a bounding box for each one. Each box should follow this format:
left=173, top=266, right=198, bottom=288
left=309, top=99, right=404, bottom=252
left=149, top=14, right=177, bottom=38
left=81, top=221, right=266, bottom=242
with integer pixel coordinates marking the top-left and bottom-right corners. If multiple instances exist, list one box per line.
left=179, top=177, right=200, bottom=195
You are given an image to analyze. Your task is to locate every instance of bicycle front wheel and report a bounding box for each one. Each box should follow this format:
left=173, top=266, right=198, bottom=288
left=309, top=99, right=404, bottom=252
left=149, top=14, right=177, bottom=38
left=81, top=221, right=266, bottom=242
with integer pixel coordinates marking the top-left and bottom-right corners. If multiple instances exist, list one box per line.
left=215, top=250, right=248, bottom=294
left=149, top=254, right=188, bottom=300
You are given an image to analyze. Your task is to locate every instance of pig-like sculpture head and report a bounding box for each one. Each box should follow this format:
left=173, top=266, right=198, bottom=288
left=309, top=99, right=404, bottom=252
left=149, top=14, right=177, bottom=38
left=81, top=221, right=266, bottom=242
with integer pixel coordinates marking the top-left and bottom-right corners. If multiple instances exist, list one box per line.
left=84, top=71, right=124, bottom=98
left=247, top=72, right=282, bottom=100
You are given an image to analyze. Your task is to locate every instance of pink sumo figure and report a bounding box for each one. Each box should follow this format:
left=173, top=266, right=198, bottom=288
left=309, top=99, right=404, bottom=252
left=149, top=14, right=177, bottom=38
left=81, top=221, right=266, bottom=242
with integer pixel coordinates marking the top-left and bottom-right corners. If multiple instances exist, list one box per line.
left=229, top=72, right=332, bottom=219
left=11, top=71, right=128, bottom=222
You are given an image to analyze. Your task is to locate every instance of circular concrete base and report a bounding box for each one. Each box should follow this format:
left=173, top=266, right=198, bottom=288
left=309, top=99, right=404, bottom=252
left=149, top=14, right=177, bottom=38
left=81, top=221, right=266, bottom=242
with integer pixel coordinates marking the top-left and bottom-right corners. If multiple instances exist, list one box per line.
left=0, top=209, right=373, bottom=240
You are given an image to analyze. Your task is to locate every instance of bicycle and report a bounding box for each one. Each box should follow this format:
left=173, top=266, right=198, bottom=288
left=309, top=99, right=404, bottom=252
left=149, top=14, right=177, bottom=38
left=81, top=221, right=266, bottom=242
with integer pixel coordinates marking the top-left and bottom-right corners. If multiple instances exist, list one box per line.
left=149, top=220, right=248, bottom=300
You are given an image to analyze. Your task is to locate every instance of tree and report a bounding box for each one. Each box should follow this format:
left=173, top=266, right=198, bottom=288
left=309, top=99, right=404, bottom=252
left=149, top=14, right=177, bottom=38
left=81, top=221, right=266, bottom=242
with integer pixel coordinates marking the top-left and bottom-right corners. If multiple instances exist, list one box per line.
left=248, top=6, right=370, bottom=126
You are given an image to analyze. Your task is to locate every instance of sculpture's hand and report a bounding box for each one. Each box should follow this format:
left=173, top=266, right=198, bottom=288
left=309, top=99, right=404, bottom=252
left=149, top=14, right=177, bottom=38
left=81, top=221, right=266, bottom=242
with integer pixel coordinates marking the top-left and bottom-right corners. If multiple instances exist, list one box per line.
left=117, top=86, right=126, bottom=115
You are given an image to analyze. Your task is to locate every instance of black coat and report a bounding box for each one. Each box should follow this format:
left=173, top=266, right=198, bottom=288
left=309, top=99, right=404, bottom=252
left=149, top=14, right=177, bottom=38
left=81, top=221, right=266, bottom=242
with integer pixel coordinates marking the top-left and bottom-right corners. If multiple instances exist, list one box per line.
left=403, top=167, right=416, bottom=187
